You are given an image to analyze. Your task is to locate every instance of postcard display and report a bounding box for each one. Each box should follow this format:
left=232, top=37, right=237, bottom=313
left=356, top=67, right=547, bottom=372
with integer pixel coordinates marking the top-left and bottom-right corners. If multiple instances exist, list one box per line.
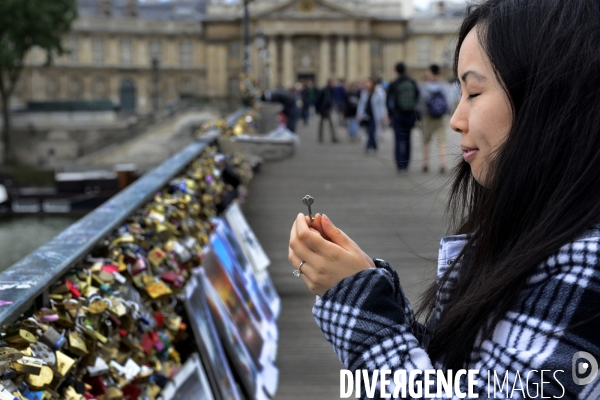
left=0, top=141, right=281, bottom=400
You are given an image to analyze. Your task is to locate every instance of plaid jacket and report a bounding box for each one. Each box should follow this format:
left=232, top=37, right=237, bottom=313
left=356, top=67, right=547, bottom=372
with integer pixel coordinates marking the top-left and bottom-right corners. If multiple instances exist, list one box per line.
left=313, top=228, right=600, bottom=399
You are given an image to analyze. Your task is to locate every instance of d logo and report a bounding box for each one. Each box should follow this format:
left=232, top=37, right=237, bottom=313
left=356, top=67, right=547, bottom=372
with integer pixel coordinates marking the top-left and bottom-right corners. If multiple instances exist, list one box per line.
left=572, top=351, right=599, bottom=385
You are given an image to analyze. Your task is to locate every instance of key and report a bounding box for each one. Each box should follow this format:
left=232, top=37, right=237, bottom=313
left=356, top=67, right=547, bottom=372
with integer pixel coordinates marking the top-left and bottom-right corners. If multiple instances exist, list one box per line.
left=302, top=195, right=314, bottom=223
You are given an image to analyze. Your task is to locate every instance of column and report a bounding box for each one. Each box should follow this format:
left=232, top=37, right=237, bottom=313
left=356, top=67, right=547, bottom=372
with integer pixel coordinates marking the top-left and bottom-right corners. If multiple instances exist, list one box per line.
left=268, top=36, right=278, bottom=89
left=283, top=35, right=294, bottom=89
left=347, top=37, right=358, bottom=82
left=335, top=36, right=346, bottom=79
left=359, top=39, right=371, bottom=79
left=319, top=36, right=331, bottom=86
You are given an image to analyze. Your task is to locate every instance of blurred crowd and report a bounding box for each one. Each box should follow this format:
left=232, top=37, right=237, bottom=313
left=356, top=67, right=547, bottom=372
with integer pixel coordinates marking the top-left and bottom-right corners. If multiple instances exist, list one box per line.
left=261, top=62, right=461, bottom=174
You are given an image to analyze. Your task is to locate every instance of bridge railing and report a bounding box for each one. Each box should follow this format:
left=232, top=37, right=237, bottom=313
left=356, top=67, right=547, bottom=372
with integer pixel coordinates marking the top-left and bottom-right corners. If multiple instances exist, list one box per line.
left=0, top=108, right=248, bottom=327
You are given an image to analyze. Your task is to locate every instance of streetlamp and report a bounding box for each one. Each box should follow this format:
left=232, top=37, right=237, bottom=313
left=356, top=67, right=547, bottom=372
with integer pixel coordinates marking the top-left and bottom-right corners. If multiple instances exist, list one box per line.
left=243, top=0, right=253, bottom=75
left=151, top=56, right=160, bottom=113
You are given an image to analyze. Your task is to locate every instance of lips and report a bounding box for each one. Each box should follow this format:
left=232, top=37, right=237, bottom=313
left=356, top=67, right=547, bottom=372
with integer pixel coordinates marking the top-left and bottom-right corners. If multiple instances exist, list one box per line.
left=461, top=145, right=479, bottom=162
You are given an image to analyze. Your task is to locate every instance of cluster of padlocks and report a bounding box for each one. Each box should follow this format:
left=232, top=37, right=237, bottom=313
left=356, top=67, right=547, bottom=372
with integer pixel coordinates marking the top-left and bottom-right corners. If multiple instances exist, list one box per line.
left=0, top=141, right=256, bottom=400
left=199, top=110, right=259, bottom=138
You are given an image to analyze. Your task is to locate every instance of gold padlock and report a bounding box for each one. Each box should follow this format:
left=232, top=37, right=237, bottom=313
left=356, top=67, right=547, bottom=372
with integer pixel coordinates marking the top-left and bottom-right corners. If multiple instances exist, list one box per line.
left=64, top=386, right=84, bottom=400
left=107, top=297, right=127, bottom=317
left=12, top=356, right=43, bottom=374
left=67, top=331, right=88, bottom=357
left=5, top=329, right=37, bottom=345
left=55, top=351, right=76, bottom=377
left=145, top=281, right=173, bottom=299
left=0, top=347, right=24, bottom=365
left=164, top=315, right=182, bottom=333
left=25, top=365, right=53, bottom=389
left=87, top=299, right=108, bottom=315
left=104, top=385, right=124, bottom=399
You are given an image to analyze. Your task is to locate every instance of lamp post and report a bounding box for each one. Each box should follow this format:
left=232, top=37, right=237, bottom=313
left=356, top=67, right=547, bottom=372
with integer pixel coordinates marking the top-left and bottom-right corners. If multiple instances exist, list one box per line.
left=243, top=0, right=252, bottom=75
left=151, top=56, right=160, bottom=113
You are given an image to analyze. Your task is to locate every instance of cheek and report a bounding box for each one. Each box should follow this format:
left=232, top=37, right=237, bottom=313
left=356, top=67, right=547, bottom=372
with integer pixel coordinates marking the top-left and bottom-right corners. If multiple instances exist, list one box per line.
left=473, top=99, right=511, bottom=150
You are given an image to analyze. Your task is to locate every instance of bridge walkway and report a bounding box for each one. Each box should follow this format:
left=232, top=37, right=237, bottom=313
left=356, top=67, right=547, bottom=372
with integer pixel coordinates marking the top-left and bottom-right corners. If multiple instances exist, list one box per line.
left=243, top=114, right=461, bottom=399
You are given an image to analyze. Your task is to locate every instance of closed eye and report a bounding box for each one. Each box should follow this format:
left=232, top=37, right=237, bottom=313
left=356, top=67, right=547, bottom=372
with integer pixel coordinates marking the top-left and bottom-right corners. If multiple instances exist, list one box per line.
left=467, top=93, right=480, bottom=100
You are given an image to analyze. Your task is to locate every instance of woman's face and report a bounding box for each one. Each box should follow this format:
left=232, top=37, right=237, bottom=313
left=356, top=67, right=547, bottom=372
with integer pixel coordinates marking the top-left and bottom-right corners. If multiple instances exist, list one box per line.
left=450, top=28, right=513, bottom=187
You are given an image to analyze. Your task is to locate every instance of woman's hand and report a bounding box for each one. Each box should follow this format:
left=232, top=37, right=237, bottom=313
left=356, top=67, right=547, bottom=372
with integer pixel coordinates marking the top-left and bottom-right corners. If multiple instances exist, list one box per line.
left=288, top=213, right=375, bottom=296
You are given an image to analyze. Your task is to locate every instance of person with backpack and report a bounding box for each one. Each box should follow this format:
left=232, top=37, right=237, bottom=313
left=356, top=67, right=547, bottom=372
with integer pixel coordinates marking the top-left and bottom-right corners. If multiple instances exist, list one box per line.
left=386, top=62, right=419, bottom=173
left=420, top=64, right=452, bottom=174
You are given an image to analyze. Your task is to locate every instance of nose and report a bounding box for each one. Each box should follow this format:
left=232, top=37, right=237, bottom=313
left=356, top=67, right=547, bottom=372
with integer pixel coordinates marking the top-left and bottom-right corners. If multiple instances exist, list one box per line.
left=450, top=100, right=467, bottom=134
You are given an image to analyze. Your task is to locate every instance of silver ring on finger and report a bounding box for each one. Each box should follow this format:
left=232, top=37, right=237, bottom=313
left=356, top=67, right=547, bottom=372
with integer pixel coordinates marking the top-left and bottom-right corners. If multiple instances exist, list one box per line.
left=293, top=261, right=305, bottom=278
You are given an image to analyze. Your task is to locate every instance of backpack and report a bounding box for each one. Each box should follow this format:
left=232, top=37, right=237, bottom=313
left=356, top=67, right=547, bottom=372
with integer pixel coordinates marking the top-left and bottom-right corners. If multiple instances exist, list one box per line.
left=396, top=79, right=418, bottom=112
left=426, top=89, right=448, bottom=118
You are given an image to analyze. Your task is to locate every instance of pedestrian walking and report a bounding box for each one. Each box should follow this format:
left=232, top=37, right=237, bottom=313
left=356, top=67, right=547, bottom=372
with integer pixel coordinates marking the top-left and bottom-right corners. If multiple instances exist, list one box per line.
left=344, top=82, right=361, bottom=142
left=332, top=78, right=347, bottom=127
left=374, top=78, right=389, bottom=143
left=315, top=78, right=338, bottom=143
left=289, top=0, right=600, bottom=397
left=357, top=78, right=387, bottom=154
left=386, top=62, right=419, bottom=172
left=261, top=89, right=299, bottom=133
left=300, top=81, right=312, bottom=126
left=419, top=64, right=452, bottom=174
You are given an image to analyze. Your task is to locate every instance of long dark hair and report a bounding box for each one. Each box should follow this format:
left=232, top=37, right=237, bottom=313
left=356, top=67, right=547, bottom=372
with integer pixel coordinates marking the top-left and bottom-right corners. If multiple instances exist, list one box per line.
left=417, top=0, right=600, bottom=370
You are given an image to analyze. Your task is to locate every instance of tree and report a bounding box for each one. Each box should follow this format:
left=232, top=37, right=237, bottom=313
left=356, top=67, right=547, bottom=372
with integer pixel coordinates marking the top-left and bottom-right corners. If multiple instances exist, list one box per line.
left=0, top=0, right=77, bottom=165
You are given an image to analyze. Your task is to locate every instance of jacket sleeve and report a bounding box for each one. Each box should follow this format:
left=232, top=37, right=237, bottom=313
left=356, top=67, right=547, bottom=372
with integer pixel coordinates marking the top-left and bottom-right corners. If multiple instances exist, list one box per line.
left=356, top=90, right=367, bottom=120
left=386, top=83, right=396, bottom=114
left=313, top=240, right=600, bottom=399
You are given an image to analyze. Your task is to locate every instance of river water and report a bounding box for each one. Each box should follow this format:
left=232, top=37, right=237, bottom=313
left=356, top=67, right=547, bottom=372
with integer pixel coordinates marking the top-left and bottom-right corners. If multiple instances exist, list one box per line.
left=0, top=215, right=81, bottom=272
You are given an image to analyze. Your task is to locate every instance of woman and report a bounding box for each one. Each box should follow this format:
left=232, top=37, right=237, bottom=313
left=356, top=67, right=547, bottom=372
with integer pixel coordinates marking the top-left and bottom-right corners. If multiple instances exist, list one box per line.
left=288, top=0, right=600, bottom=398
left=344, top=81, right=361, bottom=142
left=357, top=78, right=386, bottom=154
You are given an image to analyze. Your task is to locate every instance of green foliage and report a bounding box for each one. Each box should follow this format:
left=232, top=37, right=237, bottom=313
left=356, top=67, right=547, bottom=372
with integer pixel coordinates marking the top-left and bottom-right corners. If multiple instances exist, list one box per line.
left=0, top=0, right=77, bottom=165
left=0, top=0, right=77, bottom=96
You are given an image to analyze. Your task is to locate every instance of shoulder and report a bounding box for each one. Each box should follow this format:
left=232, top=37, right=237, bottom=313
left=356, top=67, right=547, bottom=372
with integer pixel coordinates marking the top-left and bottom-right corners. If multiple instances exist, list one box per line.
left=532, top=226, right=600, bottom=286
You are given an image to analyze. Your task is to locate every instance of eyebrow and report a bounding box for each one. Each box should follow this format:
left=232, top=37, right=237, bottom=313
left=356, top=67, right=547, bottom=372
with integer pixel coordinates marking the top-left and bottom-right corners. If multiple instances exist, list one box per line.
left=460, top=70, right=487, bottom=83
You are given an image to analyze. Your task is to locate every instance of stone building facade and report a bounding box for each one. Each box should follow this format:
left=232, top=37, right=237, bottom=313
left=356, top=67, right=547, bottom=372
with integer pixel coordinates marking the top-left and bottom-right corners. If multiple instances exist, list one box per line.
left=14, top=0, right=463, bottom=115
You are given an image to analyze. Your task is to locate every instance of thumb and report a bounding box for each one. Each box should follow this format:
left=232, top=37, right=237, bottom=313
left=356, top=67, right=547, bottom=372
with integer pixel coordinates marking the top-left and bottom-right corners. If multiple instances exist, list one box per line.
left=321, top=214, right=352, bottom=249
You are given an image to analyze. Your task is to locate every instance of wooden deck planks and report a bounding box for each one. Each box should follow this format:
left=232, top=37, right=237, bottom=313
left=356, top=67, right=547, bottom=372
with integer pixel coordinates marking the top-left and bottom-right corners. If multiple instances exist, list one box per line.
left=243, top=115, right=461, bottom=399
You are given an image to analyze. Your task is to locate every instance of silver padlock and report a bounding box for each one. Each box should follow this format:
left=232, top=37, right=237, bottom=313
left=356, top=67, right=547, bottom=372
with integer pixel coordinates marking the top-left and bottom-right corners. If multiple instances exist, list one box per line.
left=30, top=341, right=56, bottom=367
left=40, top=326, right=66, bottom=351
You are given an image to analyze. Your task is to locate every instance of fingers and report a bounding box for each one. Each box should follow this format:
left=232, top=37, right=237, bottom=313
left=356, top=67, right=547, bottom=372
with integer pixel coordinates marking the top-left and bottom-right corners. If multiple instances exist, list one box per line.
left=293, top=213, right=339, bottom=257
left=287, top=246, right=316, bottom=284
left=288, top=216, right=324, bottom=266
left=312, top=213, right=331, bottom=241
left=320, top=214, right=353, bottom=250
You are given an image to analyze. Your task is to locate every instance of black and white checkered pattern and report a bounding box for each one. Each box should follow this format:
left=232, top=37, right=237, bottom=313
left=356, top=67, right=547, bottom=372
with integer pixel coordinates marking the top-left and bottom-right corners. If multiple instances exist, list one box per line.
left=313, top=228, right=600, bottom=399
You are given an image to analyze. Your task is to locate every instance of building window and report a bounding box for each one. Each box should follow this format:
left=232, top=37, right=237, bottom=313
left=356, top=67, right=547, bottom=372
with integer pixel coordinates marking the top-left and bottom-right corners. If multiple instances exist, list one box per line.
left=370, top=40, right=383, bottom=57
left=68, top=37, right=78, bottom=64
left=178, top=77, right=194, bottom=95
left=228, top=41, right=241, bottom=59
left=228, top=77, right=240, bottom=99
left=46, top=76, right=60, bottom=98
left=92, top=77, right=108, bottom=99
left=68, top=76, right=84, bottom=100
left=93, top=38, right=104, bottom=64
left=120, top=39, right=133, bottom=66
left=442, top=38, right=457, bottom=68
left=179, top=40, right=193, bottom=67
left=417, top=37, right=432, bottom=66
left=149, top=39, right=162, bottom=63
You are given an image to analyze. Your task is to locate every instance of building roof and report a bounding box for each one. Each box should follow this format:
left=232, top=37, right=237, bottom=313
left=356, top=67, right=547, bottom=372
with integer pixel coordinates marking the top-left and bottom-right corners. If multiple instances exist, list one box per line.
left=77, top=0, right=209, bottom=21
